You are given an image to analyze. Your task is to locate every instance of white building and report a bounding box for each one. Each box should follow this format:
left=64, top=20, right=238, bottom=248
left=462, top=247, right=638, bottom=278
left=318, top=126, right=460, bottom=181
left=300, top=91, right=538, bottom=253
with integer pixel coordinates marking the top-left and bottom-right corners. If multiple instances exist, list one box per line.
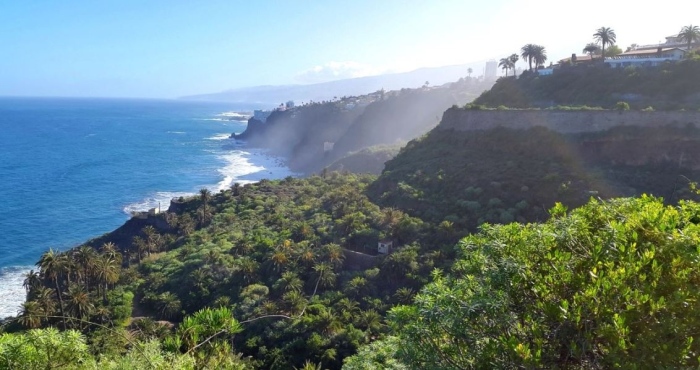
left=378, top=240, right=393, bottom=255
left=605, top=47, right=686, bottom=69
left=253, top=109, right=272, bottom=123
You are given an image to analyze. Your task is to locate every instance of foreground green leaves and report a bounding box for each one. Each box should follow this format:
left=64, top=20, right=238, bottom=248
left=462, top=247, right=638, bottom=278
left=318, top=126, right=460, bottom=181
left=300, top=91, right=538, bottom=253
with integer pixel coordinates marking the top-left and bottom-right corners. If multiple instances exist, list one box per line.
left=350, top=196, right=700, bottom=369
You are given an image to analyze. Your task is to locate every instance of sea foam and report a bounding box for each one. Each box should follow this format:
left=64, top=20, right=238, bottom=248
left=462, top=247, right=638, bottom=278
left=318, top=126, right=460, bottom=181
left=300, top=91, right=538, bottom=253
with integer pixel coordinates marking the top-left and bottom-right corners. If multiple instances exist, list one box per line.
left=215, top=149, right=296, bottom=191
left=0, top=266, right=30, bottom=319
left=122, top=191, right=194, bottom=214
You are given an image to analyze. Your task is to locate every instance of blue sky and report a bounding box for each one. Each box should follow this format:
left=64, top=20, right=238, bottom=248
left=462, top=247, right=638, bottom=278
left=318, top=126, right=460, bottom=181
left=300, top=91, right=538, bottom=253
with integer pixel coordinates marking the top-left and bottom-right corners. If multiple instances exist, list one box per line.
left=1, top=0, right=698, bottom=98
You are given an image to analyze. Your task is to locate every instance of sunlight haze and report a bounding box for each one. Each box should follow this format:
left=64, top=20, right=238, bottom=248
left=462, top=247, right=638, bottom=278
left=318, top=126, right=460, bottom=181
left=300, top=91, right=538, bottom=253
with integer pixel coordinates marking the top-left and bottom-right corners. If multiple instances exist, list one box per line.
left=1, top=0, right=698, bottom=98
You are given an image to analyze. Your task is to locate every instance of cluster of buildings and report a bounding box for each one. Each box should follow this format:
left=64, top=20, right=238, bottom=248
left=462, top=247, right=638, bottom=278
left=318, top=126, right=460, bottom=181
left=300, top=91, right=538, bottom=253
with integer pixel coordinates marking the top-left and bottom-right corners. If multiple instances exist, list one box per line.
left=535, top=32, right=700, bottom=76
left=252, top=100, right=295, bottom=123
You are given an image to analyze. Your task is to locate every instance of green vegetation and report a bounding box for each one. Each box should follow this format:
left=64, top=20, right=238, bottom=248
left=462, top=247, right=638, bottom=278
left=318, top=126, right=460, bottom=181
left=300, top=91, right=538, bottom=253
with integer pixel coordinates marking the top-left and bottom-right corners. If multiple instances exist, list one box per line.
left=678, top=25, right=700, bottom=51
left=474, top=58, right=700, bottom=109
left=370, top=126, right=700, bottom=234
left=593, top=26, right=617, bottom=61
left=5, top=122, right=700, bottom=368
left=6, top=43, right=700, bottom=368
left=6, top=174, right=458, bottom=369
left=615, top=101, right=630, bottom=111
left=349, top=196, right=700, bottom=368
left=520, top=44, right=547, bottom=71
left=326, top=144, right=403, bottom=175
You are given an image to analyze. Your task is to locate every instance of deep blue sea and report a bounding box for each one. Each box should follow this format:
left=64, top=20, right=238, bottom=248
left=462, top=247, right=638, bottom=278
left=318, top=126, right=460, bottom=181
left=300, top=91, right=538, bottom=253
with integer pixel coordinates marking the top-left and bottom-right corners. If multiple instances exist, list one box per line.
left=0, top=98, right=294, bottom=317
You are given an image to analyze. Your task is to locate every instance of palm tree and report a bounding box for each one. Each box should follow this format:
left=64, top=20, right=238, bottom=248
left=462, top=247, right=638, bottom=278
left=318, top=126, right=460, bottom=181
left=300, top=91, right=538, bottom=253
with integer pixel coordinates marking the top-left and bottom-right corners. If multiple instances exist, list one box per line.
left=533, top=45, right=548, bottom=69
left=33, top=286, right=56, bottom=322
left=521, top=44, right=538, bottom=71
left=23, top=269, right=41, bottom=294
left=18, top=301, right=44, bottom=328
left=65, top=284, right=94, bottom=329
left=593, top=27, right=617, bottom=61
left=583, top=43, right=601, bottom=59
left=37, top=249, right=68, bottom=329
left=73, top=245, right=98, bottom=291
left=142, top=225, right=162, bottom=254
left=274, top=271, right=303, bottom=293
left=499, top=57, right=513, bottom=76
left=157, top=292, right=181, bottom=320
left=678, top=25, right=700, bottom=51
left=509, top=53, right=520, bottom=76
left=199, top=187, right=211, bottom=204
left=94, top=256, right=119, bottom=303
left=100, top=242, right=121, bottom=264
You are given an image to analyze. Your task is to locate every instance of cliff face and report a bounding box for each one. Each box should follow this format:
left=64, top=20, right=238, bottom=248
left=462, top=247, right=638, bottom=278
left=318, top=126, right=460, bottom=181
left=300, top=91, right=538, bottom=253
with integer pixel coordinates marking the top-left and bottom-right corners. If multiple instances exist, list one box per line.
left=369, top=111, right=700, bottom=230
left=232, top=78, right=493, bottom=174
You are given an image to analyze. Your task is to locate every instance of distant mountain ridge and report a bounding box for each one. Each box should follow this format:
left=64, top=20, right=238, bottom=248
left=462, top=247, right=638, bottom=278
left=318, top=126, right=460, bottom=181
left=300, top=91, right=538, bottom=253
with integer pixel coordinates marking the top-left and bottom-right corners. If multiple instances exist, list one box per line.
left=181, top=63, right=485, bottom=104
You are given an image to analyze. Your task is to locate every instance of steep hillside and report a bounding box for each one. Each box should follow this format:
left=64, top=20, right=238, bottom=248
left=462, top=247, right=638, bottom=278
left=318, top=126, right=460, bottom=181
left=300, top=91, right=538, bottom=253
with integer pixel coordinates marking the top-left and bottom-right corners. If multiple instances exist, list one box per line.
left=327, top=79, right=481, bottom=163
left=474, top=58, right=700, bottom=109
left=368, top=124, right=700, bottom=232
left=326, top=144, right=402, bottom=175
left=235, top=78, right=492, bottom=174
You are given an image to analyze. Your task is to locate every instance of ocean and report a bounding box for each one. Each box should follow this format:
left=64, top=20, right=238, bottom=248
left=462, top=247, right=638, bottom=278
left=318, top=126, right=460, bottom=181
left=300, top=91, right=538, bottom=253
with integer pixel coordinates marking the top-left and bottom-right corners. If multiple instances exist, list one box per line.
left=0, top=97, right=294, bottom=318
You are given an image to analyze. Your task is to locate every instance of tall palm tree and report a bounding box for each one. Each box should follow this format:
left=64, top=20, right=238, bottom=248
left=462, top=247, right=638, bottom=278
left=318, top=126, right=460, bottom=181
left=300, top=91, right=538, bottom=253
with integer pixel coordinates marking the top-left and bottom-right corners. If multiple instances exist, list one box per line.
left=37, top=249, right=68, bottom=329
left=142, top=225, right=162, bottom=254
left=593, top=27, right=617, bottom=61
left=23, top=269, right=41, bottom=294
left=583, top=43, right=601, bottom=59
left=33, top=286, right=57, bottom=322
left=509, top=53, right=520, bottom=76
left=521, top=44, right=538, bottom=71
left=533, top=45, right=548, bottom=69
left=94, top=256, right=119, bottom=303
left=65, top=284, right=94, bottom=329
left=100, top=242, right=121, bottom=263
left=73, top=245, right=98, bottom=291
left=499, top=57, right=513, bottom=76
left=678, top=25, right=700, bottom=51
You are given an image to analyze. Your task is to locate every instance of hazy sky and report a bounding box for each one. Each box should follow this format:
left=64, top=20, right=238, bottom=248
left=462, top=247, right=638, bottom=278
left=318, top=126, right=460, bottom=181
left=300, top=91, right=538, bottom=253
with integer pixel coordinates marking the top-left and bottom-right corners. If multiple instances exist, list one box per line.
left=1, top=0, right=698, bottom=98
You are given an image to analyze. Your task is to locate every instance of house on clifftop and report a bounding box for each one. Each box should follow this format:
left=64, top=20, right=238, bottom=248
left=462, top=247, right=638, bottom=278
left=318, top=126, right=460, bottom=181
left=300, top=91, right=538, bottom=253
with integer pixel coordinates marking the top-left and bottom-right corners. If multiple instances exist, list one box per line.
left=605, top=47, right=687, bottom=69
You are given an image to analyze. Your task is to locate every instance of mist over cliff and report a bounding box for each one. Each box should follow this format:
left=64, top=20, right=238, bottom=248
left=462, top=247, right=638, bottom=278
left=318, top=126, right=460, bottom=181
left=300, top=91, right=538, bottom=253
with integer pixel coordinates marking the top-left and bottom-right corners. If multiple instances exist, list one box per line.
left=234, top=77, right=493, bottom=173
left=181, top=63, right=485, bottom=104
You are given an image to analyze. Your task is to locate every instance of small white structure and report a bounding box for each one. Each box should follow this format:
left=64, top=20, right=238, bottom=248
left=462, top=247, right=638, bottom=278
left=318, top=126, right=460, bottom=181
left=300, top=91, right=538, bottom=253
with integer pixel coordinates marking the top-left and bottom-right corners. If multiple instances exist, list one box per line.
left=148, top=207, right=160, bottom=216
left=378, top=240, right=393, bottom=255
left=323, top=142, right=335, bottom=152
left=605, top=47, right=686, bottom=68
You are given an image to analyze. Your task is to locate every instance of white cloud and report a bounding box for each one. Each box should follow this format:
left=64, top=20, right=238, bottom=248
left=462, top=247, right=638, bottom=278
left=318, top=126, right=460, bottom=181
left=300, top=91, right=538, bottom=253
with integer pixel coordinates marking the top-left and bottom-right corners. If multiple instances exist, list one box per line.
left=295, top=61, right=385, bottom=83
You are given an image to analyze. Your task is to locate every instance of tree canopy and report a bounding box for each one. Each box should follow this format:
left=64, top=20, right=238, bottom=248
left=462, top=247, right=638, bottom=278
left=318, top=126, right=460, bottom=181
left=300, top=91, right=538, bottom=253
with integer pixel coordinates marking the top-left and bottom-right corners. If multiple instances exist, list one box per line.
left=348, top=196, right=700, bottom=369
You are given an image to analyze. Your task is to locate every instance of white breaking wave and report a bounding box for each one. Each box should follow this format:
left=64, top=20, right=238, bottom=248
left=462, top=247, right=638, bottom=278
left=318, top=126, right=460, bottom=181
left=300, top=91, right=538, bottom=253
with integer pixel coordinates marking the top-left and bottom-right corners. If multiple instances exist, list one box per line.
left=0, top=266, right=31, bottom=319
left=214, top=149, right=296, bottom=191
left=167, top=131, right=186, bottom=134
left=206, top=133, right=233, bottom=141
left=217, top=111, right=251, bottom=120
left=122, top=191, right=194, bottom=215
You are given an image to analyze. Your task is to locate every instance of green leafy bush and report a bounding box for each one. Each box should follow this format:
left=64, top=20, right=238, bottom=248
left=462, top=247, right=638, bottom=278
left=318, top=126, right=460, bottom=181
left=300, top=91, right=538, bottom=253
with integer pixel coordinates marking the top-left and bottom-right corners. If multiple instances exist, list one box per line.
left=615, top=101, right=630, bottom=111
left=383, top=196, right=700, bottom=368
